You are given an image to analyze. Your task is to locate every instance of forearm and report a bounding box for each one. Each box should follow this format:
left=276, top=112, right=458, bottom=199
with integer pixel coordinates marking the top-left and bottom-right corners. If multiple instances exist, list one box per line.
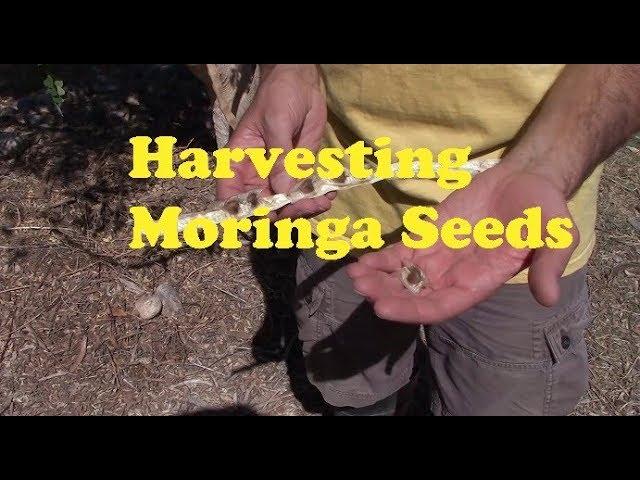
left=504, top=64, right=640, bottom=196
left=259, top=64, right=322, bottom=87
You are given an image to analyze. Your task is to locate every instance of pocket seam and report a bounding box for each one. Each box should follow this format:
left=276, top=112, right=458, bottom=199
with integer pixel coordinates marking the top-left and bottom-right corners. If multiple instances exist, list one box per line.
left=434, top=334, right=551, bottom=371
left=298, top=254, right=327, bottom=318
left=543, top=301, right=589, bottom=364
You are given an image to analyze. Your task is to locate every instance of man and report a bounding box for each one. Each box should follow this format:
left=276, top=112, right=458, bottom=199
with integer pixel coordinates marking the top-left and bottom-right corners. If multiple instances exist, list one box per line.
left=217, top=64, right=640, bottom=415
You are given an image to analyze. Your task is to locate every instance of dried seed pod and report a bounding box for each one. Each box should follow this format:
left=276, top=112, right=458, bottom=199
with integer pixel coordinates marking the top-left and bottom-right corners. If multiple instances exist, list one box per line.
left=135, top=294, right=163, bottom=320
left=400, top=262, right=426, bottom=295
left=177, top=157, right=499, bottom=230
left=155, top=282, right=183, bottom=316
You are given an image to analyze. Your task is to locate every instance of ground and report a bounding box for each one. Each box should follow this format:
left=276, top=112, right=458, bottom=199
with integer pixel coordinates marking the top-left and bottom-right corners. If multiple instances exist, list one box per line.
left=0, top=64, right=638, bottom=416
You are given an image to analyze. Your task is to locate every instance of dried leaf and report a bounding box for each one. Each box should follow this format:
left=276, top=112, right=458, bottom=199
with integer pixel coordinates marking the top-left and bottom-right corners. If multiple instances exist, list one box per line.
left=108, top=305, right=127, bottom=317
left=155, top=282, right=183, bottom=316
left=69, top=335, right=88, bottom=373
left=624, top=268, right=640, bottom=277
left=118, top=276, right=146, bottom=295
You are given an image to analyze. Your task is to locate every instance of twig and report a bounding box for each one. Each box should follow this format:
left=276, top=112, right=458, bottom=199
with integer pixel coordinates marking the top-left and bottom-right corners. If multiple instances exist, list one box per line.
left=170, top=379, right=213, bottom=389
left=622, top=355, right=639, bottom=380
left=180, top=260, right=217, bottom=287
left=3, top=226, right=74, bottom=232
left=0, top=285, right=32, bottom=295
left=602, top=175, right=636, bottom=193
left=44, top=197, right=77, bottom=211
left=0, top=312, right=15, bottom=366
left=0, top=310, right=45, bottom=341
left=0, top=244, right=68, bottom=250
left=69, top=334, right=88, bottom=373
left=187, top=362, right=218, bottom=373
left=255, top=389, right=285, bottom=411
left=209, top=347, right=247, bottom=367
left=609, top=262, right=640, bottom=279
left=211, top=284, right=246, bottom=303
left=38, top=371, right=68, bottom=382
left=0, top=260, right=108, bottom=296
left=0, top=395, right=15, bottom=415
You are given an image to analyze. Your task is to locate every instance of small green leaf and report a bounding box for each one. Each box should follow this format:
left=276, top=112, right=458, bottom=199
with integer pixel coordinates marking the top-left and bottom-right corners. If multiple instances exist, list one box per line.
left=40, top=69, right=65, bottom=116
left=44, top=75, right=55, bottom=88
left=54, top=80, right=65, bottom=96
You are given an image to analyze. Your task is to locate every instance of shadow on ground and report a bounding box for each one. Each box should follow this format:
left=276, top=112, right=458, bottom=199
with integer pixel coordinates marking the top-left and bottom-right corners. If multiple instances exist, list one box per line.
left=0, top=64, right=331, bottom=415
left=186, top=405, right=261, bottom=416
left=1, top=64, right=215, bottom=233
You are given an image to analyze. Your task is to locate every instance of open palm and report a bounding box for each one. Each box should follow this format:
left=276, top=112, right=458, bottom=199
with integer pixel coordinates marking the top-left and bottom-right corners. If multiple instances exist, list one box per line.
left=347, top=162, right=578, bottom=324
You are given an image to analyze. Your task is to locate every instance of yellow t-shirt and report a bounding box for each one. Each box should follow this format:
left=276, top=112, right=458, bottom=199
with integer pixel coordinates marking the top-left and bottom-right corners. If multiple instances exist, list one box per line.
left=311, top=64, right=602, bottom=283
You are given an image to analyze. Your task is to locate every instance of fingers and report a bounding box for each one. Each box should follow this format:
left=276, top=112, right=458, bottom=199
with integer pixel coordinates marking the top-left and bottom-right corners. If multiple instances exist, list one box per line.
left=528, top=241, right=578, bottom=307
left=277, top=196, right=332, bottom=220
left=346, top=244, right=416, bottom=299
left=351, top=270, right=408, bottom=299
left=350, top=262, right=469, bottom=324
left=212, top=79, right=331, bottom=219
left=346, top=244, right=504, bottom=324
left=296, top=94, right=328, bottom=153
left=373, top=285, right=479, bottom=324
left=527, top=214, right=579, bottom=306
left=345, top=261, right=371, bottom=280
left=217, top=111, right=265, bottom=201
left=226, top=115, right=262, bottom=150
left=357, top=243, right=414, bottom=273
left=216, top=164, right=250, bottom=200
left=263, top=116, right=295, bottom=195
left=349, top=265, right=496, bottom=325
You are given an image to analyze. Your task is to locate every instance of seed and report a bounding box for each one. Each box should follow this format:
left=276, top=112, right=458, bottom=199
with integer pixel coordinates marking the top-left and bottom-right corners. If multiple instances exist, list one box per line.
left=297, top=178, right=316, bottom=194
left=223, top=199, right=240, bottom=215
left=406, top=267, right=422, bottom=284
left=135, top=294, right=162, bottom=320
left=246, top=191, right=260, bottom=207
left=400, top=263, right=426, bottom=295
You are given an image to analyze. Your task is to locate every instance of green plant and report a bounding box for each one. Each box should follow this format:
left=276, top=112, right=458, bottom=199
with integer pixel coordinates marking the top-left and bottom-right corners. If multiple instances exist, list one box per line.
left=38, top=65, right=65, bottom=115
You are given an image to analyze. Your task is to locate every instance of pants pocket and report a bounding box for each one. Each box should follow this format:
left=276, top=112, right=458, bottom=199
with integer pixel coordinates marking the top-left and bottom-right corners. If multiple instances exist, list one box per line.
left=542, top=300, right=592, bottom=416
left=428, top=333, right=551, bottom=416
left=294, top=253, right=329, bottom=347
left=429, top=292, right=592, bottom=416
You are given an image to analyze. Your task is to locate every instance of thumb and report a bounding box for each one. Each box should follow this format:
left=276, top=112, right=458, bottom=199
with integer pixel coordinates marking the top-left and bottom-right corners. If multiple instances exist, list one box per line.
left=263, top=119, right=295, bottom=194
left=216, top=110, right=265, bottom=200
left=226, top=107, right=264, bottom=150
left=527, top=227, right=579, bottom=307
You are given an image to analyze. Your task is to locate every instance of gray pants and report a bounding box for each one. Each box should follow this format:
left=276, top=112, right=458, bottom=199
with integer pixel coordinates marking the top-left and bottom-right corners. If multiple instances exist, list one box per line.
left=294, top=250, right=591, bottom=416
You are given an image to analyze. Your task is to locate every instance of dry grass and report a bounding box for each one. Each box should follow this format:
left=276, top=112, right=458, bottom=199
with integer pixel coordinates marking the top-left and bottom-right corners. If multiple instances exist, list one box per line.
left=574, top=138, right=640, bottom=415
left=0, top=65, right=638, bottom=416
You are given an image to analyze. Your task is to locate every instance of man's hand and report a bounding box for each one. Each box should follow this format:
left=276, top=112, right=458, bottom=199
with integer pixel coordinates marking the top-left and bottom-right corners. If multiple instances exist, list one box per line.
left=348, top=64, right=640, bottom=325
left=347, top=161, right=578, bottom=324
left=217, top=64, right=333, bottom=219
